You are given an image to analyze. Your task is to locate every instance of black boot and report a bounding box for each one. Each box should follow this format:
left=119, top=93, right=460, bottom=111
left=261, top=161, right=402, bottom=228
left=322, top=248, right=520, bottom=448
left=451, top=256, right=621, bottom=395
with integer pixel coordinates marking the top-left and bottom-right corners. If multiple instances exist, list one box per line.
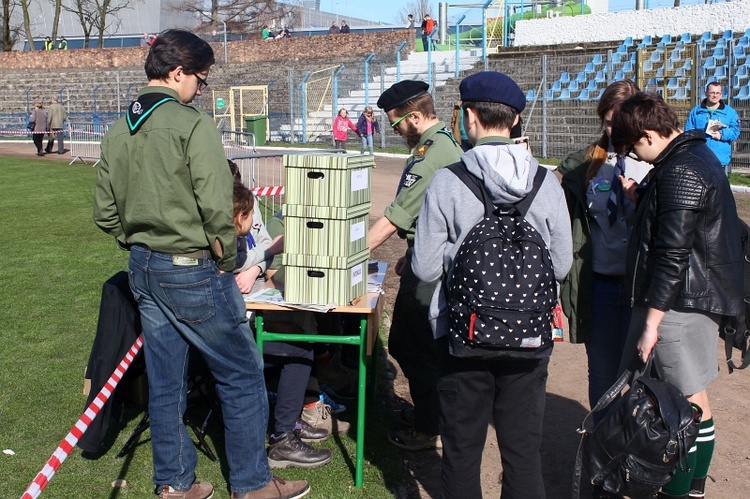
left=688, top=476, right=707, bottom=498
left=267, top=431, right=332, bottom=469
left=294, top=418, right=329, bottom=442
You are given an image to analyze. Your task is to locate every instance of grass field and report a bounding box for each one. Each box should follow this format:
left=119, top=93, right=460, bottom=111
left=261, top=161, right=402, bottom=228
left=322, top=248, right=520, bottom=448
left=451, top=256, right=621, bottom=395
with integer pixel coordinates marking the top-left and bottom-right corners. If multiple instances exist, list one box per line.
left=0, top=157, right=402, bottom=498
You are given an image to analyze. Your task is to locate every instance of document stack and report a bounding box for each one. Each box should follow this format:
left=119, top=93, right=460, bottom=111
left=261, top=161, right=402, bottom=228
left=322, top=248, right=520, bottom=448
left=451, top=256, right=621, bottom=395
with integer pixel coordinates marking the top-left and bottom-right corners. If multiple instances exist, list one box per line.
left=281, top=153, right=374, bottom=305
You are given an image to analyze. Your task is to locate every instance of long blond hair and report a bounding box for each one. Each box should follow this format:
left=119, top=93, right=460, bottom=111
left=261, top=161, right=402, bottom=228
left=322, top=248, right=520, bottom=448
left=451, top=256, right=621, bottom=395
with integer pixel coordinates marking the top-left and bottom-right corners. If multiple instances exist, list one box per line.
left=585, top=80, right=640, bottom=183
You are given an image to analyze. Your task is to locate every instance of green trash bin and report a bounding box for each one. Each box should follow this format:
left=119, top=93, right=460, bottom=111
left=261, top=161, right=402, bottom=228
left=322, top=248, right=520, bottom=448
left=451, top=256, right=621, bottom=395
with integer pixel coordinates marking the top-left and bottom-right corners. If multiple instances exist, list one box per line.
left=244, top=115, right=267, bottom=146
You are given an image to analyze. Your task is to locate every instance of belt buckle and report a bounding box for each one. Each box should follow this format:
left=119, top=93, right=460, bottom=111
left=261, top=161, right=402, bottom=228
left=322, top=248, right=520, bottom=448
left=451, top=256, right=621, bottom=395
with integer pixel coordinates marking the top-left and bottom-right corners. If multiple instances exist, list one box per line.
left=173, top=256, right=199, bottom=266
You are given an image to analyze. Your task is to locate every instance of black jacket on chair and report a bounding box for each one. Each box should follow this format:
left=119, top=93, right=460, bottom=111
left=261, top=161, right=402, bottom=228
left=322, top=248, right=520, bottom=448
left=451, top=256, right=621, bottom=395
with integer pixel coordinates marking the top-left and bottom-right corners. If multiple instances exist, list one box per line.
left=626, top=130, right=743, bottom=316
left=78, top=271, right=143, bottom=453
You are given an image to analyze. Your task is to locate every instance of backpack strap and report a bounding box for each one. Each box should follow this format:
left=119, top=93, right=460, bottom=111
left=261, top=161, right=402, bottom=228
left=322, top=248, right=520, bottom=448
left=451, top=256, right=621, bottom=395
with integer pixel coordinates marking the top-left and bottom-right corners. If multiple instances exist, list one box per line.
left=447, top=160, right=548, bottom=218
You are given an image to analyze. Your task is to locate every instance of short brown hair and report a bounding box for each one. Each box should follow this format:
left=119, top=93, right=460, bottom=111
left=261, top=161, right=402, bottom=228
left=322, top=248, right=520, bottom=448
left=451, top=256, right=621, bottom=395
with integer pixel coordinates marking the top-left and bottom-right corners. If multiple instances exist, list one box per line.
left=462, top=100, right=516, bottom=131
left=390, top=92, right=436, bottom=121
left=232, top=182, right=255, bottom=230
left=610, top=92, right=679, bottom=155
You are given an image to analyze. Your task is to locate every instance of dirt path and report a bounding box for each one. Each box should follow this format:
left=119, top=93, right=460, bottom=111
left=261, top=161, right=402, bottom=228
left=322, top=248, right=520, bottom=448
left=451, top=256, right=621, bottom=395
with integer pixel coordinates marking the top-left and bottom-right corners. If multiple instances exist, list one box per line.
left=367, top=154, right=750, bottom=499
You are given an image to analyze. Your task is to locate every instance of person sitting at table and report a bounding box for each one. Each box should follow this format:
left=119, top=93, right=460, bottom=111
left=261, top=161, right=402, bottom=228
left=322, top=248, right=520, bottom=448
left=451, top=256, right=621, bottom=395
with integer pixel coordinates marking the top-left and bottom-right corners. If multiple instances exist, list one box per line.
left=233, top=183, right=333, bottom=469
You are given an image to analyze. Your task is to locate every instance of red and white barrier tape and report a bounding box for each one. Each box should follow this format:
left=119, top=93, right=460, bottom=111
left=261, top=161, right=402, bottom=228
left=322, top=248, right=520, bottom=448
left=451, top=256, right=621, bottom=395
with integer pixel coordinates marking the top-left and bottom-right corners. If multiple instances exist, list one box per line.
left=251, top=185, right=284, bottom=197
left=0, top=129, right=106, bottom=137
left=20, top=334, right=144, bottom=499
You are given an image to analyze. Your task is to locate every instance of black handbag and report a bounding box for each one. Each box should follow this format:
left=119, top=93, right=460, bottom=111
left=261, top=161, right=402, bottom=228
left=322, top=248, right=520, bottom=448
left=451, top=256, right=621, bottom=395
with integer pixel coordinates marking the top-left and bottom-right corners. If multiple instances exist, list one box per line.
left=27, top=121, right=35, bottom=131
left=572, top=357, right=702, bottom=498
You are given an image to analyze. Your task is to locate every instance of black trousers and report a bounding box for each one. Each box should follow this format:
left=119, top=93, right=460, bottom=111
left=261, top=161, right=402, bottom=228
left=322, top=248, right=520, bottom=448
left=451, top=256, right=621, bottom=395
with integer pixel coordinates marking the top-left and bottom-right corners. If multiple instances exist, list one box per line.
left=437, top=337, right=549, bottom=499
left=388, top=250, right=439, bottom=435
left=32, top=132, right=44, bottom=153
left=264, top=341, right=314, bottom=435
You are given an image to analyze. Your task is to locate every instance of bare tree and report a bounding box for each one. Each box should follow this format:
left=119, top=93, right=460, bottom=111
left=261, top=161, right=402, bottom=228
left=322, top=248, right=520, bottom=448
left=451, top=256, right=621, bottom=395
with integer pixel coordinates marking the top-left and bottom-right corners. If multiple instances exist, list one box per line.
left=1, top=0, right=21, bottom=51
left=172, top=0, right=299, bottom=33
left=50, top=0, right=62, bottom=44
left=19, top=0, right=33, bottom=50
left=398, top=0, right=433, bottom=24
left=63, top=0, right=131, bottom=48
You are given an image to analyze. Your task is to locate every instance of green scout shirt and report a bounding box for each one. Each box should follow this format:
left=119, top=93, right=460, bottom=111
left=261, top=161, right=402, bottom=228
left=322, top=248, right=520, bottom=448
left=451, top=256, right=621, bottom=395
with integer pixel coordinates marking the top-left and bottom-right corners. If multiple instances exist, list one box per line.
left=383, top=121, right=462, bottom=240
left=94, top=86, right=237, bottom=271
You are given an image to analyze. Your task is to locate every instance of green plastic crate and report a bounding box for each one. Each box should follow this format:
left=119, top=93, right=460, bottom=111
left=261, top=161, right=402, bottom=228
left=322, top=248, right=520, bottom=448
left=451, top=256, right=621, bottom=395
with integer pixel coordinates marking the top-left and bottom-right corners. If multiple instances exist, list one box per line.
left=284, top=153, right=373, bottom=208
left=283, top=203, right=370, bottom=258
left=282, top=248, right=369, bottom=305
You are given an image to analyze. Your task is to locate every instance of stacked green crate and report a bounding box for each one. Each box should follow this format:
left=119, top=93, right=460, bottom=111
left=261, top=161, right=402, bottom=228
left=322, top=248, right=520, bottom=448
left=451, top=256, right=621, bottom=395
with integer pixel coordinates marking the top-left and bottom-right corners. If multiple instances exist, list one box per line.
left=282, top=153, right=374, bottom=305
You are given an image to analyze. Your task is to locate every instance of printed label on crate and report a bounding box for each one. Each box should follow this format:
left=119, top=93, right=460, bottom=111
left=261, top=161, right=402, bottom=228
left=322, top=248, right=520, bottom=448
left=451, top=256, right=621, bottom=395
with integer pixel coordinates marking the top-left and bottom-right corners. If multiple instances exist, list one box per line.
left=351, top=169, right=368, bottom=192
left=351, top=262, right=364, bottom=287
left=350, top=221, right=365, bottom=243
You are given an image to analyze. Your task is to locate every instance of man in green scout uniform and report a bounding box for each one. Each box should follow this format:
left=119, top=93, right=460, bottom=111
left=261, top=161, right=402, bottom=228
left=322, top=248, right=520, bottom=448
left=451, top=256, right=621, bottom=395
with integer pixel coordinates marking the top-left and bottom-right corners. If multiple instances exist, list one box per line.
left=370, top=80, right=462, bottom=450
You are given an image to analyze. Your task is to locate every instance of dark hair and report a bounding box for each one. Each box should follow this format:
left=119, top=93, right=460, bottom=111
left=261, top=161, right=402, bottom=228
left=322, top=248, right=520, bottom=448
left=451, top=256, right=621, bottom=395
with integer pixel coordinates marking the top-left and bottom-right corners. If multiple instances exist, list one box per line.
left=228, top=159, right=242, bottom=183
left=232, top=182, right=255, bottom=231
left=584, top=79, right=640, bottom=181
left=145, top=29, right=215, bottom=81
left=461, top=100, right=516, bottom=131
left=706, top=81, right=722, bottom=92
left=391, top=92, right=437, bottom=120
left=610, top=92, right=680, bottom=155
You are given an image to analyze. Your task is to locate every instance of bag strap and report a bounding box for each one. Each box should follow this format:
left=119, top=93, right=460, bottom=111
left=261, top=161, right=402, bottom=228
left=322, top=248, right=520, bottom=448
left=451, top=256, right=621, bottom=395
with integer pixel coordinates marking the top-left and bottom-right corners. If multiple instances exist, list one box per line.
left=571, top=356, right=652, bottom=498
left=723, top=320, right=750, bottom=372
left=446, top=160, right=547, bottom=218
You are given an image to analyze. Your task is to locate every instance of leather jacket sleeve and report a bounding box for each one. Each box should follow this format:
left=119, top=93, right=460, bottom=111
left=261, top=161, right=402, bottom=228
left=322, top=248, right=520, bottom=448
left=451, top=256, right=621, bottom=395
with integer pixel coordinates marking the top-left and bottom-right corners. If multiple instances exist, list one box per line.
left=644, top=163, right=705, bottom=311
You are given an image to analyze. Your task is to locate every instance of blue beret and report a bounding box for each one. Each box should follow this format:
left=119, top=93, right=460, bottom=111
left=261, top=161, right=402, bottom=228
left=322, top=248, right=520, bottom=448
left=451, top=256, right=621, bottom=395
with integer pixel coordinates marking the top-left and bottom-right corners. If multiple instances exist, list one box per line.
left=377, top=80, right=430, bottom=112
left=459, top=71, right=526, bottom=113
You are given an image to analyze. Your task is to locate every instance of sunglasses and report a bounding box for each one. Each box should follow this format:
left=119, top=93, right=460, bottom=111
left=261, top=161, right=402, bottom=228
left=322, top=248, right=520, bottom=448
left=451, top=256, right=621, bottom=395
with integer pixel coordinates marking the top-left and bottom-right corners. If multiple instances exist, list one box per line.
left=390, top=111, right=415, bottom=129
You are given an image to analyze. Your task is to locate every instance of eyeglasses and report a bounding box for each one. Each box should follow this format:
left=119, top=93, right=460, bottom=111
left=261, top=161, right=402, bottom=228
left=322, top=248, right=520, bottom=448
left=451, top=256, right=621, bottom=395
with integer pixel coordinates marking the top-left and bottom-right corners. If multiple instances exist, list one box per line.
left=193, top=73, right=208, bottom=91
left=390, top=111, right=415, bottom=129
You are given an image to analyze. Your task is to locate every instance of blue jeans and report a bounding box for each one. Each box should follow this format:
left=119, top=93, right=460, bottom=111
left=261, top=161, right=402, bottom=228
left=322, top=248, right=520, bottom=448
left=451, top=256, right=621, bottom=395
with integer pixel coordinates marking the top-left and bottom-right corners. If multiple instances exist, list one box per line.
left=360, top=134, right=373, bottom=155
left=128, top=246, right=271, bottom=493
left=585, top=275, right=631, bottom=410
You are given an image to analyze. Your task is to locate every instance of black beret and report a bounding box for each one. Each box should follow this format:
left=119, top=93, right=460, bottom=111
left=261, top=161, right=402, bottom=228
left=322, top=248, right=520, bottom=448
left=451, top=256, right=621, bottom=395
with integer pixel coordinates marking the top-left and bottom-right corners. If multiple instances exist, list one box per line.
left=459, top=71, right=526, bottom=113
left=377, top=80, right=430, bottom=111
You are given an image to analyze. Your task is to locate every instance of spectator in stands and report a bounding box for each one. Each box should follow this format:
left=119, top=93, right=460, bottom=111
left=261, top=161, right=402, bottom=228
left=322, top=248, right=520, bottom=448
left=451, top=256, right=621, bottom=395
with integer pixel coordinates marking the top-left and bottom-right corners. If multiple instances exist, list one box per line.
left=140, top=33, right=151, bottom=47
left=45, top=96, right=67, bottom=154
left=58, top=36, right=68, bottom=50
left=261, top=26, right=270, bottom=40
left=93, top=29, right=310, bottom=499
left=407, top=14, right=415, bottom=29
left=558, top=80, right=651, bottom=416
left=44, top=36, right=53, bottom=51
left=430, top=22, right=440, bottom=51
left=340, top=20, right=350, bottom=34
left=421, top=14, right=435, bottom=51
left=684, top=82, right=741, bottom=174
left=279, top=28, right=291, bottom=39
left=29, top=102, right=47, bottom=156
left=329, top=22, right=340, bottom=35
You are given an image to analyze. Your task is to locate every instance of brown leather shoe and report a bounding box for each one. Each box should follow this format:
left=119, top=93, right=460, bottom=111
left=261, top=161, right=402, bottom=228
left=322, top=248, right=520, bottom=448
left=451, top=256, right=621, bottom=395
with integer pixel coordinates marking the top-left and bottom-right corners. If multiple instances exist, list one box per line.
left=231, top=476, right=310, bottom=499
left=158, top=481, right=214, bottom=499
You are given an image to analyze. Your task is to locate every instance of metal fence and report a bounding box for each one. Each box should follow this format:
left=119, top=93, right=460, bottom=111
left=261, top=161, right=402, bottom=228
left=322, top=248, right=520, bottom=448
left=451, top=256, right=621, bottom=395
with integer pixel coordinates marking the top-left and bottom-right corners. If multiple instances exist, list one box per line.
left=68, top=122, right=109, bottom=166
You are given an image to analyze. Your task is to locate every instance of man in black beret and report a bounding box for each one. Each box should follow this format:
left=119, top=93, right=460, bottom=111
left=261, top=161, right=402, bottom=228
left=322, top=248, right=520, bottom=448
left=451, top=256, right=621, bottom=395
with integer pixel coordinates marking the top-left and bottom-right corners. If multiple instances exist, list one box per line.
left=411, top=71, right=572, bottom=497
left=369, top=80, right=463, bottom=451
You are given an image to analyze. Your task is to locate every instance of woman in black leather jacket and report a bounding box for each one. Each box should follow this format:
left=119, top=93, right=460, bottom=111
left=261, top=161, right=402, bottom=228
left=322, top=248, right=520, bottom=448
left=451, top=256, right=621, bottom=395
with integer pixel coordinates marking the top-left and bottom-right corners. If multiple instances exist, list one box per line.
left=611, top=93, right=743, bottom=499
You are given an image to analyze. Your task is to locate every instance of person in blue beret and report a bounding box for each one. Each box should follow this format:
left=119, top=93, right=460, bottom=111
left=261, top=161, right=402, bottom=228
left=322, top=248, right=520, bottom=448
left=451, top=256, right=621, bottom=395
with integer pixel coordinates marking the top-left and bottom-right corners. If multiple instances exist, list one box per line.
left=411, top=71, right=573, bottom=498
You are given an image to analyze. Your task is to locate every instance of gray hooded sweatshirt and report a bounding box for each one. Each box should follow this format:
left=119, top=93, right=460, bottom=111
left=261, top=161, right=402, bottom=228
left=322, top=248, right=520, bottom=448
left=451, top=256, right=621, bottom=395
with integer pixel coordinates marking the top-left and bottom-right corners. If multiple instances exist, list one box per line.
left=412, top=137, right=573, bottom=339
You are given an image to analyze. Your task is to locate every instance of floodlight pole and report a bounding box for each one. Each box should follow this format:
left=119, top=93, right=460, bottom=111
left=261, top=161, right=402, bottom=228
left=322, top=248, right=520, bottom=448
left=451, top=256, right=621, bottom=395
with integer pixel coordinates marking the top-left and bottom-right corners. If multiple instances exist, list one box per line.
left=455, top=14, right=466, bottom=77
left=482, top=0, right=492, bottom=61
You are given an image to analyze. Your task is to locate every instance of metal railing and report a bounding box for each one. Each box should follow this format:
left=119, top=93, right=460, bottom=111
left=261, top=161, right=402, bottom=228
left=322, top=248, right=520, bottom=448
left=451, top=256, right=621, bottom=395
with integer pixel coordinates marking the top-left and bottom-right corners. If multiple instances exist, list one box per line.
left=68, top=122, right=109, bottom=166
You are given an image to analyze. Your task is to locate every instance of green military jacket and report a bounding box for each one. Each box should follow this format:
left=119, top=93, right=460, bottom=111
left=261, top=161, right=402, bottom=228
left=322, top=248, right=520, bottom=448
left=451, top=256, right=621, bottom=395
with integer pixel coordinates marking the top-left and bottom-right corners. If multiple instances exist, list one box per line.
left=384, top=121, right=462, bottom=240
left=558, top=149, right=593, bottom=343
left=94, top=86, right=237, bottom=271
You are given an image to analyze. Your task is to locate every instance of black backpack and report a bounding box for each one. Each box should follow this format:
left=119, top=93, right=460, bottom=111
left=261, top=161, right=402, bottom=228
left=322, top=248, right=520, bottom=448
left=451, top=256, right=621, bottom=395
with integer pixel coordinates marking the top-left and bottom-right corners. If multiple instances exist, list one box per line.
left=720, top=218, right=750, bottom=373
left=444, top=162, right=556, bottom=359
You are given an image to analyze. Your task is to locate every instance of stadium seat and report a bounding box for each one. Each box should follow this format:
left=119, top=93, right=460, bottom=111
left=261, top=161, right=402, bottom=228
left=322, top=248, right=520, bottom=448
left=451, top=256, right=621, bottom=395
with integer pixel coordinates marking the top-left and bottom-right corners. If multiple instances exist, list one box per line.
left=575, top=71, right=587, bottom=83
left=586, top=79, right=598, bottom=91
left=584, top=62, right=595, bottom=73
left=623, top=36, right=634, bottom=47
left=655, top=67, right=665, bottom=79
left=595, top=70, right=606, bottom=83
left=657, top=33, right=672, bottom=47
left=616, top=44, right=628, bottom=54
left=649, top=49, right=664, bottom=62
left=551, top=80, right=562, bottom=92
left=642, top=34, right=653, bottom=46
left=713, top=66, right=726, bottom=79
left=734, top=47, right=747, bottom=64
left=737, top=64, right=749, bottom=78
left=546, top=89, right=555, bottom=100
left=713, top=46, right=726, bottom=63
left=612, top=52, right=623, bottom=64
left=700, top=31, right=713, bottom=44
left=526, top=89, right=536, bottom=101
left=569, top=80, right=580, bottom=92
left=683, top=58, right=692, bottom=71
left=669, top=48, right=683, bottom=61
left=593, top=88, right=605, bottom=101
left=575, top=89, right=590, bottom=101
left=592, top=53, right=603, bottom=66
left=667, top=77, right=679, bottom=89
left=622, top=61, right=634, bottom=73
left=736, top=84, right=750, bottom=101
left=642, top=60, right=653, bottom=72
left=703, top=56, right=716, bottom=69
left=722, top=29, right=733, bottom=41
left=674, top=67, right=686, bottom=78
left=614, top=69, right=625, bottom=81
left=678, top=32, right=692, bottom=45
left=560, top=71, right=570, bottom=83
left=738, top=36, right=749, bottom=48
left=672, top=86, right=688, bottom=100
left=557, top=88, right=571, bottom=100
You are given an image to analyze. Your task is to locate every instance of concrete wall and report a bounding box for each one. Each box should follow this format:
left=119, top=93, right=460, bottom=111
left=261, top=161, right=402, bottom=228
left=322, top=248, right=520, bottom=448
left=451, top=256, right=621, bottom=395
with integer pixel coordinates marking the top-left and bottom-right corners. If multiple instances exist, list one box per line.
left=515, top=1, right=750, bottom=46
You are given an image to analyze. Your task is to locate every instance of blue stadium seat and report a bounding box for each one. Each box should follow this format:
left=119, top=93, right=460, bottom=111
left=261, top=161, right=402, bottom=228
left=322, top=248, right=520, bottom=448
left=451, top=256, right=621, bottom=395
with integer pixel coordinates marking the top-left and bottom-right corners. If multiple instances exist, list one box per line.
left=586, top=79, right=598, bottom=91
left=722, top=29, right=733, bottom=41
left=669, top=48, right=683, bottom=61
left=575, top=89, right=590, bottom=101
left=623, top=36, right=634, bottom=47
left=546, top=89, right=555, bottom=100
left=667, top=77, right=679, bottom=89
left=642, top=60, right=653, bottom=72
left=737, top=64, right=749, bottom=78
left=568, top=80, right=580, bottom=92
left=703, top=56, right=716, bottom=69
left=736, top=84, right=750, bottom=101
left=642, top=34, right=653, bottom=46
left=678, top=32, right=692, bottom=45
left=655, top=67, right=665, bottom=79
left=575, top=71, right=587, bottom=83
left=526, top=89, right=536, bottom=101
left=551, top=80, right=562, bottom=92
left=584, top=62, right=595, bottom=73
left=738, top=36, right=749, bottom=48
left=683, top=59, right=692, bottom=71
left=560, top=72, right=570, bottom=83
left=614, top=69, right=625, bottom=81
left=595, top=70, right=606, bottom=83
left=734, top=47, right=747, bottom=64
left=622, top=61, right=634, bottom=73
left=657, top=33, right=672, bottom=47
left=612, top=52, right=623, bottom=64
left=616, top=44, right=628, bottom=54
left=593, top=88, right=605, bottom=101
left=672, top=86, right=688, bottom=100
left=674, top=67, right=686, bottom=78
left=649, top=49, right=664, bottom=62
left=592, top=54, right=603, bottom=66
left=700, top=31, right=712, bottom=44
left=713, top=46, right=726, bottom=63
left=557, top=89, right=571, bottom=100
